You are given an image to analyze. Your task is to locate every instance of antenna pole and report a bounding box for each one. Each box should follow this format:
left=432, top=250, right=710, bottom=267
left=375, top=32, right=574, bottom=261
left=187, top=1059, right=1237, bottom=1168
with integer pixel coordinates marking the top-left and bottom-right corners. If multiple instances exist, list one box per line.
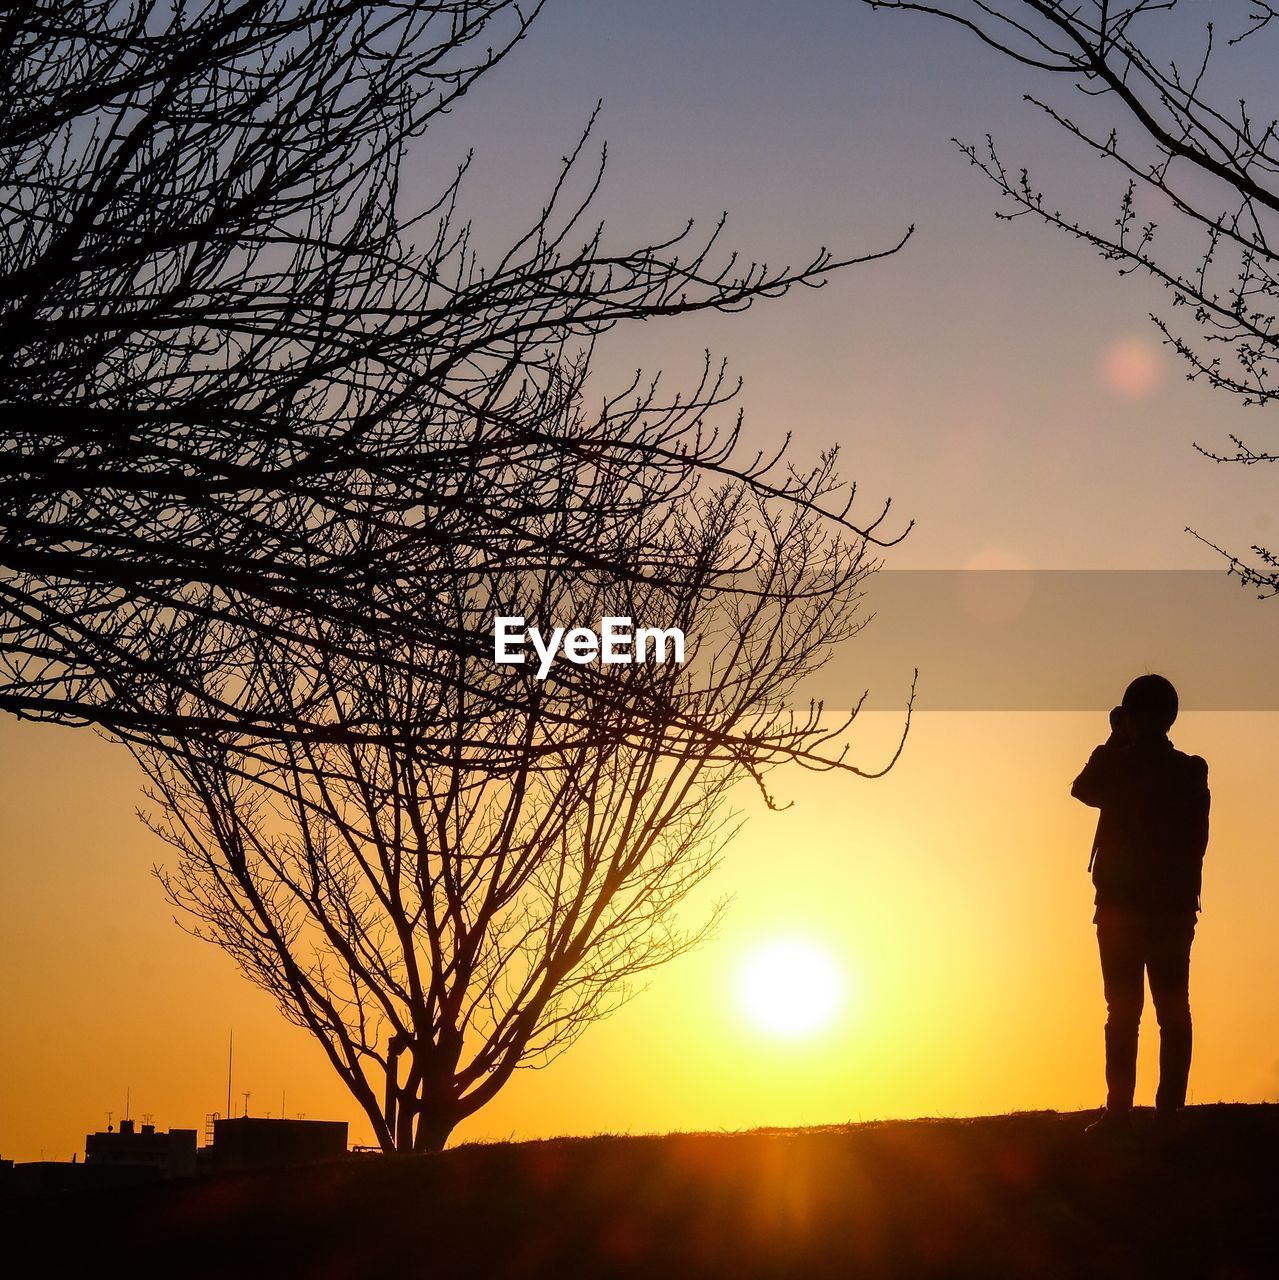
left=226, top=1029, right=233, bottom=1120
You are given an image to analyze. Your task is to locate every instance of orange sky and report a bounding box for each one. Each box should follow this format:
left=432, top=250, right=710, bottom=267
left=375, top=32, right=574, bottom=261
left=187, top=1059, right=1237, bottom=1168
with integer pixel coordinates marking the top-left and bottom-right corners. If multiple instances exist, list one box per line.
left=4, top=2, right=1278, bottom=1162
left=4, top=710, right=1277, bottom=1162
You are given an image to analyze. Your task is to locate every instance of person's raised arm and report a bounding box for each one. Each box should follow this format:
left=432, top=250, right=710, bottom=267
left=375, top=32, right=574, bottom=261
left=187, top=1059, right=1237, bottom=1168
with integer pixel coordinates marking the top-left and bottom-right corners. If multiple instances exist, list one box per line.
left=1070, top=706, right=1129, bottom=807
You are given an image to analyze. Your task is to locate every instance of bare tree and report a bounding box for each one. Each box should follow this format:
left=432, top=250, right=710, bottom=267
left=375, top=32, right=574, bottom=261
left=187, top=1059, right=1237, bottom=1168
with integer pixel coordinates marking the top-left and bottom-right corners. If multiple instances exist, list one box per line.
left=866, top=0, right=1279, bottom=589
left=140, top=438, right=907, bottom=1152
left=1, top=0, right=912, bottom=752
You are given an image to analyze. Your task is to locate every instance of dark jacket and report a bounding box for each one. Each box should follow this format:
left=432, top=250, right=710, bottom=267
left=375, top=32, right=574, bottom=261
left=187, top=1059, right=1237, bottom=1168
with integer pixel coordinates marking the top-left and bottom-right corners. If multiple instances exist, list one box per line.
left=1071, top=735, right=1210, bottom=913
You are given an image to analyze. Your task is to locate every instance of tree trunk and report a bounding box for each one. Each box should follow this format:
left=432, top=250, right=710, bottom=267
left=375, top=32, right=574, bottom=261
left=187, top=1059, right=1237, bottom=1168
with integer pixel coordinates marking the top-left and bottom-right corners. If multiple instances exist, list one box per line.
left=413, top=1103, right=458, bottom=1153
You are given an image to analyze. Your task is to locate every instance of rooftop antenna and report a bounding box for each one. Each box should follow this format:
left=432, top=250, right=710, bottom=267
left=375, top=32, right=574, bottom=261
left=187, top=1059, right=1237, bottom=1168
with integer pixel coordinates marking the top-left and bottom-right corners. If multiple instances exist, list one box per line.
left=242, top=1090, right=250, bottom=1118
left=124, top=1086, right=131, bottom=1122
left=226, top=1029, right=234, bottom=1121
left=281, top=1089, right=286, bottom=1121
left=106, top=1111, right=113, bottom=1132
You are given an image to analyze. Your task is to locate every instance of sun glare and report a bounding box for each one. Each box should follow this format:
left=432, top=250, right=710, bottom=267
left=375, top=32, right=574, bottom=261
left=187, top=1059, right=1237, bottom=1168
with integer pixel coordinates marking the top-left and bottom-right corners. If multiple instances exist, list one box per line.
left=736, top=938, right=844, bottom=1039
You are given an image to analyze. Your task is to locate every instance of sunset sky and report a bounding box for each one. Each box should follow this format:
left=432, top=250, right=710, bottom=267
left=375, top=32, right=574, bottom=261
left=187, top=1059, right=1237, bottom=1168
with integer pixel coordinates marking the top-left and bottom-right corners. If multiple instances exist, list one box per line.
left=3, top=1, right=1277, bottom=1162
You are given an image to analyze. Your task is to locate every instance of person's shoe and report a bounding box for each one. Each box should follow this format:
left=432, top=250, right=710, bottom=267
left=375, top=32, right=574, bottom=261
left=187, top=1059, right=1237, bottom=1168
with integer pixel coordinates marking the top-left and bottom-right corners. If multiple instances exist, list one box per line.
left=1084, top=1107, right=1132, bottom=1137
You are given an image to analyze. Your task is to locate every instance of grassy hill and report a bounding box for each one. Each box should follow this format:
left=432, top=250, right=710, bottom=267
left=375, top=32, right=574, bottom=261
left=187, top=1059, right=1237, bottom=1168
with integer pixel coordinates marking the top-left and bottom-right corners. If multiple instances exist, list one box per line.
left=7, top=1106, right=1279, bottom=1278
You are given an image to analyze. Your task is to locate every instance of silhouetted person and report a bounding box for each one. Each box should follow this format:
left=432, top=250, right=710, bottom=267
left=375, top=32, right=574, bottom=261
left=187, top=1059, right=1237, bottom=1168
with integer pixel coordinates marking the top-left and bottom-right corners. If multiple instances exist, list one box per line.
left=1071, top=674, right=1210, bottom=1132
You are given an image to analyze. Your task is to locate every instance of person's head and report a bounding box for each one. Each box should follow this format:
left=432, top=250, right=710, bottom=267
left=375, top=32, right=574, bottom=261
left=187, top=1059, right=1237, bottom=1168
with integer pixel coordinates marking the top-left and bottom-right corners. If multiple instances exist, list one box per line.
left=1121, top=673, right=1178, bottom=738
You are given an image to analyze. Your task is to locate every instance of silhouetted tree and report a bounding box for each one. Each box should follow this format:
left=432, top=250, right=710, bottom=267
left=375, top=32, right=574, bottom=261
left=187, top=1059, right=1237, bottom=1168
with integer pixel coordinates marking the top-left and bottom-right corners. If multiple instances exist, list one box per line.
left=141, top=443, right=908, bottom=1152
left=1, top=0, right=912, bottom=750
left=866, top=0, right=1279, bottom=590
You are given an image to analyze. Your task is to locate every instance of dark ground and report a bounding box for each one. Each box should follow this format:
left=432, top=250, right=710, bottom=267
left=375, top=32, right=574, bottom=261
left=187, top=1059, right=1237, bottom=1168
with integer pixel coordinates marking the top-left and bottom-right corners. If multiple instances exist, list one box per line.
left=5, top=1106, right=1278, bottom=1279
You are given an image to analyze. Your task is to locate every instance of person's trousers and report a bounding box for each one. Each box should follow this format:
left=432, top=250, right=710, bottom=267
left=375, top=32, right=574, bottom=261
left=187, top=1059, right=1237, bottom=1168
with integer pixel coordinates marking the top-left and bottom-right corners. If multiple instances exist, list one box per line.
left=1095, top=907, right=1196, bottom=1112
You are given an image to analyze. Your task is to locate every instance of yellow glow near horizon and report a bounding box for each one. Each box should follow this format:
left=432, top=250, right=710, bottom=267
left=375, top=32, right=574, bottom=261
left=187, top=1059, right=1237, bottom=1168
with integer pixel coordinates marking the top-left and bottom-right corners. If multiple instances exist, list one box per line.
left=735, top=938, right=845, bottom=1040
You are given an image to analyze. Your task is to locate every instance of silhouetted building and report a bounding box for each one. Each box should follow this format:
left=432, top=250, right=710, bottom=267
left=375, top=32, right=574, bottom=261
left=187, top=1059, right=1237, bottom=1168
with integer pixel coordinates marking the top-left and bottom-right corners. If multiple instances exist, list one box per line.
left=3, top=1117, right=350, bottom=1200
left=1, top=1152, right=167, bottom=1199
left=85, top=1118, right=197, bottom=1180
left=204, top=1117, right=348, bottom=1172
left=1, top=1160, right=88, bottom=1198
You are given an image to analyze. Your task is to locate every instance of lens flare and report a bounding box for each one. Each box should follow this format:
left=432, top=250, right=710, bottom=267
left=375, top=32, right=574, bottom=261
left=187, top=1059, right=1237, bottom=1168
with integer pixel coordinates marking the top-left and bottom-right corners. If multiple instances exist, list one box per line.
left=1100, top=337, right=1161, bottom=399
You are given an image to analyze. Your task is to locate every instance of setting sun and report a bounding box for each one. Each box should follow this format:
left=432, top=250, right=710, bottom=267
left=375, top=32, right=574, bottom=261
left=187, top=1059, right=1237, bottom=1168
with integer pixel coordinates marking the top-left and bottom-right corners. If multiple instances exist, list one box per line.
left=735, top=938, right=845, bottom=1039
